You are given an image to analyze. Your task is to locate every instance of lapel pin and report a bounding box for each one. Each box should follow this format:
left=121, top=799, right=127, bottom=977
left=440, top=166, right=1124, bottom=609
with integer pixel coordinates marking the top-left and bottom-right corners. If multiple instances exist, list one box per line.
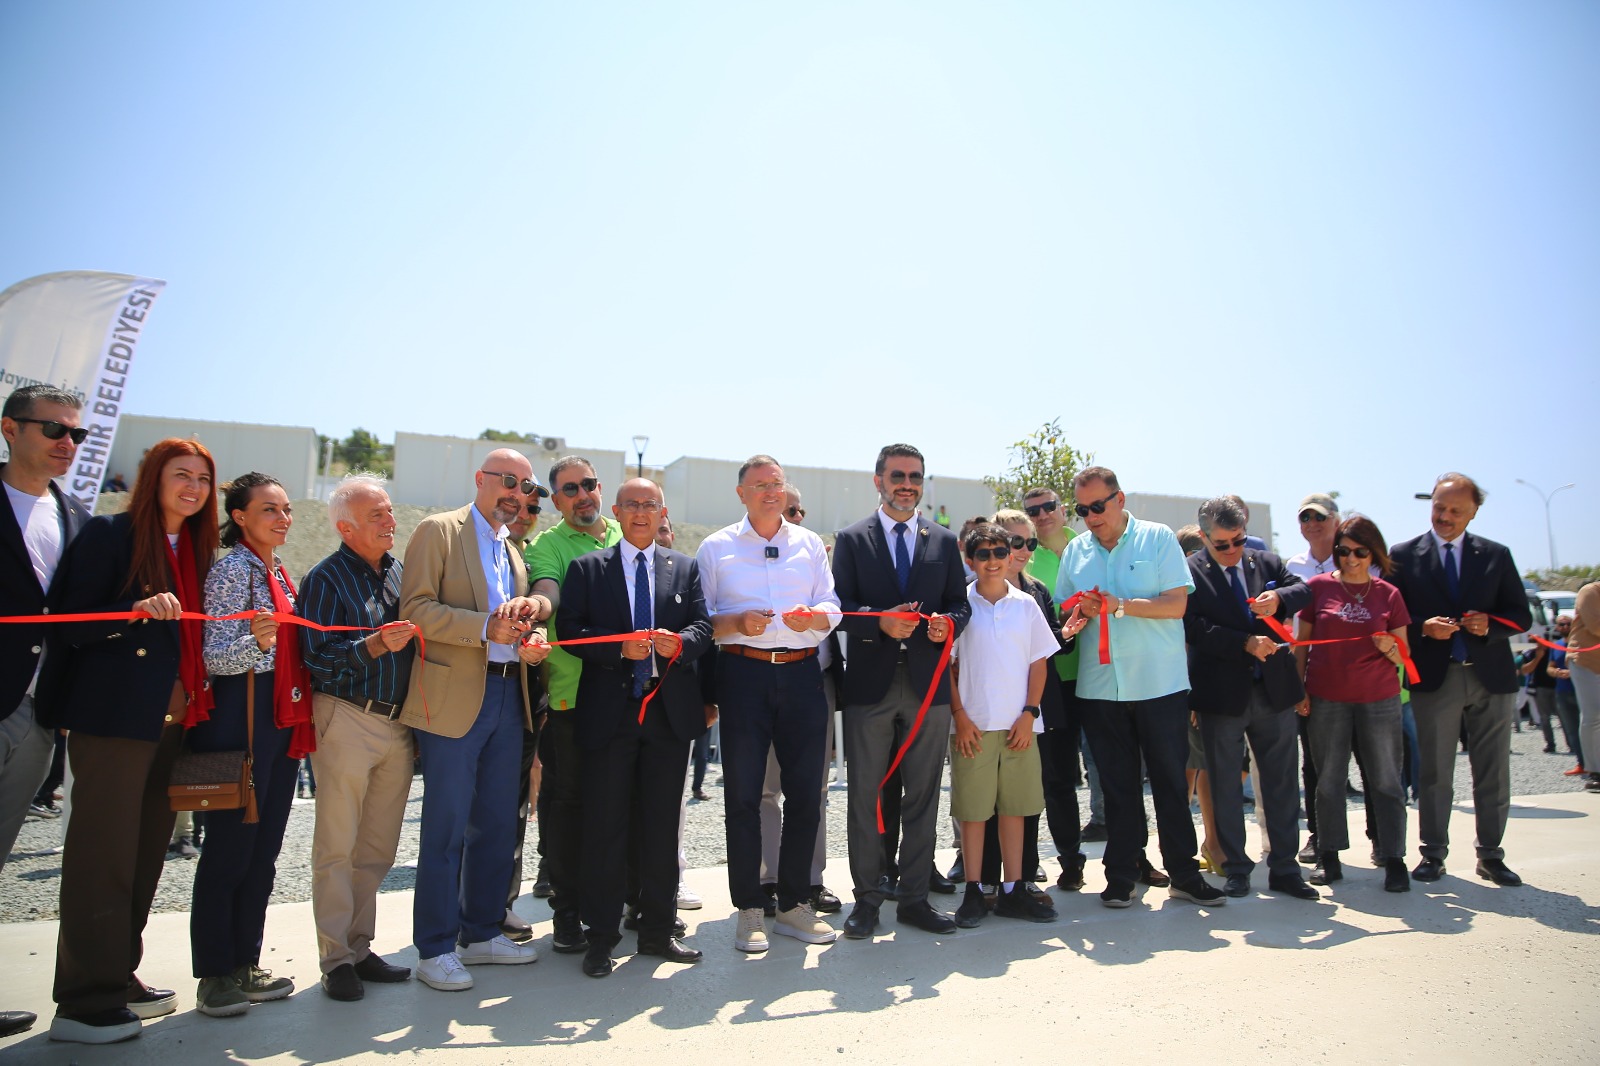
left=919, top=527, right=929, bottom=537
left=674, top=593, right=682, bottom=603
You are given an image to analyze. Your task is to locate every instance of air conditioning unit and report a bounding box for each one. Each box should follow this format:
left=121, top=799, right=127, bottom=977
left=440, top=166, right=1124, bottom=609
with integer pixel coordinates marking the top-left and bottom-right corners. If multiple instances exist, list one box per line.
left=541, top=436, right=565, bottom=453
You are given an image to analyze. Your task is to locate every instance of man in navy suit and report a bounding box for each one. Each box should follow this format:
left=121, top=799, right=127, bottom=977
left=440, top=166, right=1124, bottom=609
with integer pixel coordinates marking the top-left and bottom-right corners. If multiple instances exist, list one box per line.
left=0, top=385, right=91, bottom=1040
left=832, top=444, right=971, bottom=939
left=557, top=479, right=714, bottom=976
left=1388, top=473, right=1531, bottom=886
left=1183, top=497, right=1317, bottom=900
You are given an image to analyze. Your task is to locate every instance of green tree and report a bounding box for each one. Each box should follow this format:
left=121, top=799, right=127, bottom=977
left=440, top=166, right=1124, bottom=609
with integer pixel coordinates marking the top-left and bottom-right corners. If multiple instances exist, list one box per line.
left=1525, top=564, right=1600, bottom=591
left=479, top=429, right=540, bottom=443
left=983, top=417, right=1093, bottom=512
left=340, top=427, right=382, bottom=470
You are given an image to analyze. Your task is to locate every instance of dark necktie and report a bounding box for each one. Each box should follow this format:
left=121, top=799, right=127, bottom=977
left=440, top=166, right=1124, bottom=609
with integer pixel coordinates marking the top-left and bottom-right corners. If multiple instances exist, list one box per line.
left=1443, top=542, right=1468, bottom=663
left=893, top=521, right=911, bottom=596
left=632, top=551, right=653, bottom=697
left=1229, top=566, right=1262, bottom=679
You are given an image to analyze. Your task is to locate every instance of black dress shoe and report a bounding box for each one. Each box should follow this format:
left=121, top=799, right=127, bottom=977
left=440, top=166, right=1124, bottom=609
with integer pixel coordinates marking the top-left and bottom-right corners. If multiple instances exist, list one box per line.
left=946, top=856, right=965, bottom=883
left=0, top=1011, right=36, bottom=1038
left=1476, top=859, right=1522, bottom=887
left=1297, top=835, right=1319, bottom=865
left=636, top=937, right=702, bottom=963
left=531, top=878, right=553, bottom=898
left=353, top=952, right=411, bottom=983
left=1412, top=857, right=1446, bottom=882
left=1056, top=853, right=1086, bottom=892
left=895, top=899, right=957, bottom=934
left=1136, top=855, right=1170, bottom=888
left=928, top=865, right=958, bottom=895
left=810, top=884, right=843, bottom=913
left=1267, top=875, right=1320, bottom=900
left=622, top=907, right=686, bottom=935
left=876, top=873, right=900, bottom=901
left=1384, top=859, right=1411, bottom=893
left=321, top=963, right=364, bottom=1001
left=582, top=943, right=614, bottom=978
left=552, top=912, right=589, bottom=953
left=1309, top=852, right=1343, bottom=886
left=1223, top=874, right=1251, bottom=898
left=842, top=902, right=880, bottom=940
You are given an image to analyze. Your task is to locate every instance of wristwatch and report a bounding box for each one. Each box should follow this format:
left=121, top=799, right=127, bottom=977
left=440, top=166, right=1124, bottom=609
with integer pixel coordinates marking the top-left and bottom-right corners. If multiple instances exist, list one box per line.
left=1022, top=705, right=1041, bottom=718
left=1113, top=598, right=1126, bottom=619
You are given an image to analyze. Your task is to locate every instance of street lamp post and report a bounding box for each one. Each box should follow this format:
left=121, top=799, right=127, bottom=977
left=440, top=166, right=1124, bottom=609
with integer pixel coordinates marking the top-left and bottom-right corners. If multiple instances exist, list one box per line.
left=632, top=435, right=649, bottom=479
left=1515, top=478, right=1575, bottom=569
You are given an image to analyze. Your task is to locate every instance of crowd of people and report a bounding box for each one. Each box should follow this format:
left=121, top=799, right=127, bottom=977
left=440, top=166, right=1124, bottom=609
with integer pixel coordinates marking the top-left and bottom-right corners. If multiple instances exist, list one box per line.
left=2, top=382, right=1596, bottom=1045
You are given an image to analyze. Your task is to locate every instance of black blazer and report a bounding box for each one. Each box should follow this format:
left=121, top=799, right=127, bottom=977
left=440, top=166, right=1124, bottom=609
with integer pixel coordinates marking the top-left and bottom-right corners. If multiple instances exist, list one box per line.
left=832, top=513, right=971, bottom=707
left=1183, top=549, right=1311, bottom=716
left=0, top=469, right=90, bottom=719
left=559, top=544, right=714, bottom=751
left=35, top=512, right=187, bottom=741
left=1388, top=531, right=1530, bottom=694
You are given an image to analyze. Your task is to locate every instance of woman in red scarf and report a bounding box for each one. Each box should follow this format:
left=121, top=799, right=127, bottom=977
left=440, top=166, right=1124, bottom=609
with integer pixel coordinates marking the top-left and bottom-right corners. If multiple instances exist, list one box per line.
left=191, top=471, right=312, bottom=1018
left=42, top=439, right=219, bottom=1045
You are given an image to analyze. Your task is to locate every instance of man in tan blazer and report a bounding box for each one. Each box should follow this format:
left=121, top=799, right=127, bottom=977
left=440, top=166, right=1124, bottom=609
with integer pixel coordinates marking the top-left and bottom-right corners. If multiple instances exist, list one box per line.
left=400, top=448, right=550, bottom=991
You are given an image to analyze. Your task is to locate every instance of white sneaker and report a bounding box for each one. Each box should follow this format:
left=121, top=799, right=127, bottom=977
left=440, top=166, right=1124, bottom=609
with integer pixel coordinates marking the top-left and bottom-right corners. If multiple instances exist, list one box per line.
left=416, top=952, right=474, bottom=991
left=676, top=882, right=703, bottom=910
left=774, top=903, right=839, bottom=944
left=459, top=934, right=539, bottom=965
left=735, top=908, right=769, bottom=953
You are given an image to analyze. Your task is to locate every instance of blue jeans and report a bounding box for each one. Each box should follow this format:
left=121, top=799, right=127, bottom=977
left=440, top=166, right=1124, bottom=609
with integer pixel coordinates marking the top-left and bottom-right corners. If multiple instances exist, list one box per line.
left=1401, top=700, right=1420, bottom=800
left=412, top=674, right=524, bottom=958
left=1307, top=695, right=1407, bottom=859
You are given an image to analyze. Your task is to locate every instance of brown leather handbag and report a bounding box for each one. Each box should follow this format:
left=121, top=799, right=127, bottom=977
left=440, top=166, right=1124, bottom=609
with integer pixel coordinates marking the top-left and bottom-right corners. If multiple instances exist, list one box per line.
left=168, top=669, right=259, bottom=823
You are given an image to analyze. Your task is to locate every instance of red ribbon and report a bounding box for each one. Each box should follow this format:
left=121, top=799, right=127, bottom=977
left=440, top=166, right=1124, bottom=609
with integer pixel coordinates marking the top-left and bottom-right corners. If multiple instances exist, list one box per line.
left=523, top=630, right=682, bottom=723
left=1484, top=615, right=1600, bottom=655
left=1259, top=614, right=1421, bottom=686
left=1058, top=587, right=1111, bottom=665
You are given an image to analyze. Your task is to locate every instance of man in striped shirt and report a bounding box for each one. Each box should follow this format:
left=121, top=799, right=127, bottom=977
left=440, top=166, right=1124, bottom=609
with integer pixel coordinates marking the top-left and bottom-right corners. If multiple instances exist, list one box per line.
left=299, top=474, right=419, bottom=1002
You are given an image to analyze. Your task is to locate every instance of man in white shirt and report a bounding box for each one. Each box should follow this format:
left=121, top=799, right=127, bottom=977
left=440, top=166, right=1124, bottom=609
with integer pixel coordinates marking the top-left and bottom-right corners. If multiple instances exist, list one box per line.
left=0, top=385, right=92, bottom=1040
left=695, top=456, right=841, bottom=954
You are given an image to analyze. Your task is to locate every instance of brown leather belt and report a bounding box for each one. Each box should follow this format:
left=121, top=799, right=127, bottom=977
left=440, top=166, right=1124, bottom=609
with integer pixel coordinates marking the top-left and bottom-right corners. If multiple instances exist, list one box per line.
left=486, top=661, right=520, bottom=678
left=721, top=644, right=818, bottom=665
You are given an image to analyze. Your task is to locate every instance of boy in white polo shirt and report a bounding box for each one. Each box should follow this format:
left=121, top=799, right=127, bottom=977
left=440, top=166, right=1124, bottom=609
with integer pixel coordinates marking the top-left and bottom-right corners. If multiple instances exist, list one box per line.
left=950, top=524, right=1061, bottom=926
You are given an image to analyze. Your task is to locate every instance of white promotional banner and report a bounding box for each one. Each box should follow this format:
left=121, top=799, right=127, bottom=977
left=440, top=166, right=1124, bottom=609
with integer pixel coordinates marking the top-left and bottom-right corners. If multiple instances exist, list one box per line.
left=0, top=270, right=166, bottom=510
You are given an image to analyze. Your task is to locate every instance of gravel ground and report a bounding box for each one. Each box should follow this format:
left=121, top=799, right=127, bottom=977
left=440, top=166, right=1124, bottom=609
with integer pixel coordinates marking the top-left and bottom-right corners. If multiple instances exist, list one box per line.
left=3, top=716, right=1589, bottom=923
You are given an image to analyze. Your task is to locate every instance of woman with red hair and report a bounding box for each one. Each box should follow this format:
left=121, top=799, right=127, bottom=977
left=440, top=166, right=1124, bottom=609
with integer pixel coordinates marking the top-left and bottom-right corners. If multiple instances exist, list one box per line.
left=41, top=439, right=219, bottom=1045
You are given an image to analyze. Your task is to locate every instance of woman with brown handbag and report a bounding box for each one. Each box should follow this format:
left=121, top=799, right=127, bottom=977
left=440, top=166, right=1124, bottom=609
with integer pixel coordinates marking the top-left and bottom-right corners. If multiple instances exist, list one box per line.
left=191, top=471, right=313, bottom=1018
left=42, top=439, right=219, bottom=1045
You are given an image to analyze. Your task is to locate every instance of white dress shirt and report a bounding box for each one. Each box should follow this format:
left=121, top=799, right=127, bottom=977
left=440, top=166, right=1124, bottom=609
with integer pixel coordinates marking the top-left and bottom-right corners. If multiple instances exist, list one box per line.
left=696, top=516, right=840, bottom=649
left=470, top=505, right=517, bottom=663
left=620, top=540, right=659, bottom=677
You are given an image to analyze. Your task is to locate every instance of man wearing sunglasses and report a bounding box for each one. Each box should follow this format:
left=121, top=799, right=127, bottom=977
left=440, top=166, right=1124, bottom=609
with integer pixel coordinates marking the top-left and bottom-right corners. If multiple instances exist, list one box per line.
left=1053, top=466, right=1225, bottom=909
left=524, top=456, right=622, bottom=956
left=1388, top=473, right=1531, bottom=887
left=0, top=386, right=93, bottom=1037
left=831, top=444, right=971, bottom=939
left=1183, top=498, right=1317, bottom=900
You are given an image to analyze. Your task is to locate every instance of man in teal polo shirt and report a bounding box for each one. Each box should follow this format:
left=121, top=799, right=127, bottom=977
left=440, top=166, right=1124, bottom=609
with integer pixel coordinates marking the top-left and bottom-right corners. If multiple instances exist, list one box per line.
left=526, top=456, right=622, bottom=955
left=1053, top=466, right=1223, bottom=910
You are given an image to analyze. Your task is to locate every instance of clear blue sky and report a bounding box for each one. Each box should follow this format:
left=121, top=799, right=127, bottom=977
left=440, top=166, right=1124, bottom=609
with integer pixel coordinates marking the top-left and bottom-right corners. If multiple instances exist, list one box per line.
left=3, top=2, right=1596, bottom=568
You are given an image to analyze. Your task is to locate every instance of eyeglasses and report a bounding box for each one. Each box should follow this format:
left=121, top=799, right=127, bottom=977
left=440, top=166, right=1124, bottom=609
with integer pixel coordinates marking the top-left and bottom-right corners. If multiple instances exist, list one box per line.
left=618, top=499, right=662, bottom=514
left=970, top=545, right=1012, bottom=562
left=484, top=471, right=548, bottom=498
left=1333, top=544, right=1372, bottom=560
left=1210, top=535, right=1248, bottom=551
left=12, top=417, right=88, bottom=445
left=1298, top=510, right=1329, bottom=524
left=785, top=506, right=806, bottom=520
left=1024, top=500, right=1058, bottom=517
left=557, top=476, right=600, bottom=497
left=884, top=470, right=924, bottom=485
left=743, top=477, right=786, bottom=494
left=1074, top=492, right=1118, bottom=518
left=1008, top=535, right=1038, bottom=551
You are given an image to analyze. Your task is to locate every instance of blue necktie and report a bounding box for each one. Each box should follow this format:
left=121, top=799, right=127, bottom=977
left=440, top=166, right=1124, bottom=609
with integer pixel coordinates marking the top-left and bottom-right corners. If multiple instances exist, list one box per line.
left=1229, top=566, right=1262, bottom=679
left=893, top=521, right=911, bottom=596
left=632, top=551, right=653, bottom=697
left=1443, top=542, right=1468, bottom=663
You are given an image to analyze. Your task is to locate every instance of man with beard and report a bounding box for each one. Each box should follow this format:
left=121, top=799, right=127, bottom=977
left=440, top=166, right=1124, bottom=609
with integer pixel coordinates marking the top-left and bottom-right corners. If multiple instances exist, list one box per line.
left=526, top=457, right=622, bottom=955
left=400, top=449, right=548, bottom=990
left=832, top=444, right=970, bottom=939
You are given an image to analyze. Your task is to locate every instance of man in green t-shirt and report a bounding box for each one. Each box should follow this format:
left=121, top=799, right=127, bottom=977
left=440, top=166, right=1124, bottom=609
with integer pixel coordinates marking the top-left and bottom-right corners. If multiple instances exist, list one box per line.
left=525, top=456, right=622, bottom=956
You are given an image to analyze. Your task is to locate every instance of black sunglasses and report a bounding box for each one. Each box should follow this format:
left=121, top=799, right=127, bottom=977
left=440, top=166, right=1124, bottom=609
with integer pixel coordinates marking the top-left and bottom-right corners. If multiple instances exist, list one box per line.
left=525, top=502, right=542, bottom=516
left=484, top=471, right=548, bottom=498
left=13, top=417, right=88, bottom=445
left=970, top=545, right=1012, bottom=562
left=558, top=476, right=600, bottom=497
left=1024, top=500, right=1058, bottom=517
left=1074, top=492, right=1117, bottom=518
left=1008, top=535, right=1039, bottom=551
left=1298, top=510, right=1329, bottom=523
left=1333, top=544, right=1372, bottom=560
left=1211, top=535, right=1248, bottom=551
left=885, top=470, right=924, bottom=485
left=785, top=506, right=806, bottom=519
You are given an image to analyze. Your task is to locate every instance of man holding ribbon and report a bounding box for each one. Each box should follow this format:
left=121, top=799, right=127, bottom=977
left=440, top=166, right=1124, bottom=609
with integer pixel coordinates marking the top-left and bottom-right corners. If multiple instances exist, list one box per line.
left=1053, top=466, right=1225, bottom=909
left=399, top=449, right=548, bottom=990
left=696, top=455, right=840, bottom=954
left=556, top=478, right=712, bottom=976
left=1388, top=473, right=1531, bottom=887
left=832, top=444, right=969, bottom=940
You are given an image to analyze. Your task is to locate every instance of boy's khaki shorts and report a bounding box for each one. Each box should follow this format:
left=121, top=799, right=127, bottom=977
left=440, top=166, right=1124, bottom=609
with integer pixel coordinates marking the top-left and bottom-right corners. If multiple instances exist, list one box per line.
left=948, top=729, right=1044, bottom=822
